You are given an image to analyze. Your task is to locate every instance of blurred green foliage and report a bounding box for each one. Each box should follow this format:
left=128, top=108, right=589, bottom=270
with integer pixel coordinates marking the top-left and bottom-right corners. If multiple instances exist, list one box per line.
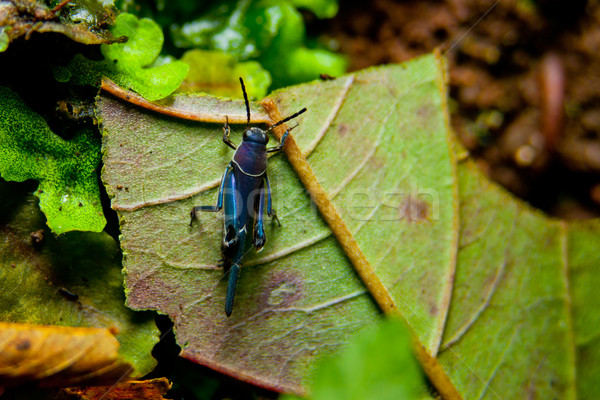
left=282, top=317, right=426, bottom=400
left=179, top=49, right=271, bottom=98
left=119, top=0, right=346, bottom=91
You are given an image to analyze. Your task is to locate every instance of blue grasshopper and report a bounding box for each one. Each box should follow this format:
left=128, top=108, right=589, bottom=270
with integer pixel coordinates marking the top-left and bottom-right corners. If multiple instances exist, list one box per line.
left=190, top=78, right=307, bottom=316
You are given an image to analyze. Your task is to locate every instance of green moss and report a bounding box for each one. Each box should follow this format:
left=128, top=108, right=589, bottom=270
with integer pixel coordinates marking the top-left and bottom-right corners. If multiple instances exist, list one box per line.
left=0, top=87, right=105, bottom=234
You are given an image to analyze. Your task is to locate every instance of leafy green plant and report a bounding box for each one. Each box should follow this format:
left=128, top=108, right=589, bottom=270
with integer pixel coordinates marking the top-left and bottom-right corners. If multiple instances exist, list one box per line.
left=166, top=0, right=346, bottom=89
left=56, top=13, right=189, bottom=101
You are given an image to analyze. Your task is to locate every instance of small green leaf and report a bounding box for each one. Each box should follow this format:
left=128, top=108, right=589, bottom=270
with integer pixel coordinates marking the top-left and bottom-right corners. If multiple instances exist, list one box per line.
left=102, top=12, right=163, bottom=67
left=0, top=87, right=105, bottom=234
left=282, top=317, right=425, bottom=400
left=101, top=13, right=189, bottom=100
left=57, top=13, right=189, bottom=101
left=171, top=1, right=255, bottom=57
left=180, top=49, right=271, bottom=98
left=266, top=46, right=347, bottom=88
left=0, top=27, right=10, bottom=52
left=103, top=13, right=189, bottom=100
left=253, top=2, right=347, bottom=87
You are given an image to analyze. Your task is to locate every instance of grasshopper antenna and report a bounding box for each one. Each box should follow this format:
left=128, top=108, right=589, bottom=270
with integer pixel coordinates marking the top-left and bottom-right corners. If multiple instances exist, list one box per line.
left=239, top=77, right=251, bottom=128
left=266, top=107, right=307, bottom=133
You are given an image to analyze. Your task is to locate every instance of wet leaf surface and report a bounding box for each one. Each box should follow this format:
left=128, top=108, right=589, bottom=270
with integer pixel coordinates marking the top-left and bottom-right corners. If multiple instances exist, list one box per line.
left=99, top=54, right=600, bottom=398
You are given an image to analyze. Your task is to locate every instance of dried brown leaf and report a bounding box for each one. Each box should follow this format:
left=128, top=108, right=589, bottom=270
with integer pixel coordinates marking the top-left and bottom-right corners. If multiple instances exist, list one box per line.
left=0, top=322, right=131, bottom=388
left=61, top=378, right=171, bottom=400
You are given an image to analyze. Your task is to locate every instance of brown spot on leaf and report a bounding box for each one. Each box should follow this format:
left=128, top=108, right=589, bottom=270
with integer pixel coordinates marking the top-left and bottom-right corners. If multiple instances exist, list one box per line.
left=15, top=339, right=31, bottom=351
left=400, top=194, right=431, bottom=222
left=260, top=271, right=304, bottom=309
left=337, top=123, right=350, bottom=137
left=416, top=104, right=435, bottom=123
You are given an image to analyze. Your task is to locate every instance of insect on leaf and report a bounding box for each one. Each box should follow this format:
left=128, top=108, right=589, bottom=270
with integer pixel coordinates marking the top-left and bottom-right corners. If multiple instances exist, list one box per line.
left=99, top=53, right=600, bottom=398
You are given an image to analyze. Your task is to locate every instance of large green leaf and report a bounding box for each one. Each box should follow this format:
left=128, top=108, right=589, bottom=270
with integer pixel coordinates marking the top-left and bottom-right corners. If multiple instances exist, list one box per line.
left=99, top=54, right=600, bottom=398
left=0, top=181, right=158, bottom=376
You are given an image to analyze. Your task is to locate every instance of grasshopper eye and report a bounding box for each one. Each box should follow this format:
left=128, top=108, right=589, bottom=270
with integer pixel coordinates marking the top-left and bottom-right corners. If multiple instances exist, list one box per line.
left=243, top=128, right=269, bottom=144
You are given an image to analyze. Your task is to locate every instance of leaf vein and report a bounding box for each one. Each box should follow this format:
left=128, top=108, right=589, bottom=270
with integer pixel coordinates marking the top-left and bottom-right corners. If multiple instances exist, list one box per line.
left=303, top=76, right=355, bottom=157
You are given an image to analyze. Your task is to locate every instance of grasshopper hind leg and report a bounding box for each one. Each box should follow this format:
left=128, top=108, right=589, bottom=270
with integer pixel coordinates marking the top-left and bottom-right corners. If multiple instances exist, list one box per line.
left=225, top=264, right=241, bottom=317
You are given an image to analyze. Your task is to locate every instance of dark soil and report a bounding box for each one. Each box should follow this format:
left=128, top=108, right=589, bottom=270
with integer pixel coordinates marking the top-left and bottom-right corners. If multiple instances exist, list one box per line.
left=317, top=0, right=600, bottom=219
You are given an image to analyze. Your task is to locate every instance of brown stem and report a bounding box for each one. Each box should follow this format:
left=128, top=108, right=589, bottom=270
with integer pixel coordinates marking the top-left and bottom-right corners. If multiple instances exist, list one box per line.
left=100, top=78, right=270, bottom=125
left=51, top=0, right=71, bottom=14
left=261, top=97, right=463, bottom=400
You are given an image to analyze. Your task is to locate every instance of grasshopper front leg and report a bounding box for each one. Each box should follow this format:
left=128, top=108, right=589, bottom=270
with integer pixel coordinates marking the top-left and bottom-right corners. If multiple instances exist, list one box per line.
left=190, top=165, right=231, bottom=226
left=222, top=116, right=237, bottom=150
left=266, top=123, right=298, bottom=153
